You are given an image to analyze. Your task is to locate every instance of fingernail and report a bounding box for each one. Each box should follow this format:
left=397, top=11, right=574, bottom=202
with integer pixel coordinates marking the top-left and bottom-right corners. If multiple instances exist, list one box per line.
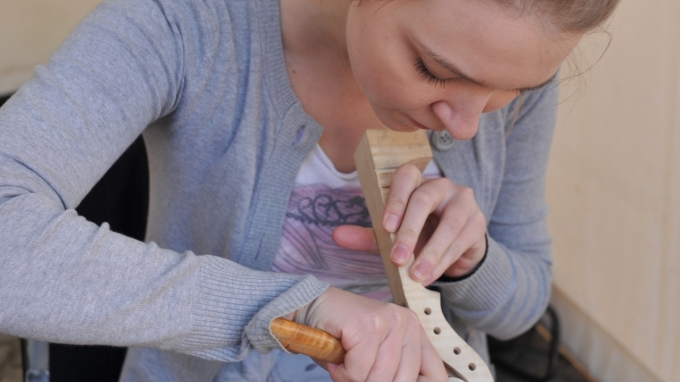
left=391, top=244, right=409, bottom=264
left=412, top=262, right=430, bottom=281
left=384, top=214, right=399, bottom=232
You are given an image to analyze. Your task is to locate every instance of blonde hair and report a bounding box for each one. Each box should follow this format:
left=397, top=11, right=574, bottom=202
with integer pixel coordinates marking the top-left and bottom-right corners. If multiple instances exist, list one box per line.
left=494, top=0, right=620, bottom=33
left=359, top=0, right=621, bottom=33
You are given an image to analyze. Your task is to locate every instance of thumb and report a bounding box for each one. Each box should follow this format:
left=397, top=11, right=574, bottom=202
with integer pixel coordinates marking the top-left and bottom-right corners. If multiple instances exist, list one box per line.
left=332, top=225, right=379, bottom=254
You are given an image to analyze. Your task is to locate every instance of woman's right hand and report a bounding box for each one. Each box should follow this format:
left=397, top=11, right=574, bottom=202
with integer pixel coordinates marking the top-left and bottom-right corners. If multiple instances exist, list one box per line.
left=291, top=287, right=447, bottom=382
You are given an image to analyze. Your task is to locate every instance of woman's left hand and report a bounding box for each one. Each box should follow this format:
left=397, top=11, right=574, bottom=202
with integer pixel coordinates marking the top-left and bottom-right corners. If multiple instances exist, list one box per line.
left=334, top=163, right=487, bottom=285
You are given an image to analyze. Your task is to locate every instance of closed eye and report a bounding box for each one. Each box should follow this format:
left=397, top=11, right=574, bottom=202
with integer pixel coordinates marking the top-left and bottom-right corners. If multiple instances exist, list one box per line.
left=415, top=59, right=455, bottom=88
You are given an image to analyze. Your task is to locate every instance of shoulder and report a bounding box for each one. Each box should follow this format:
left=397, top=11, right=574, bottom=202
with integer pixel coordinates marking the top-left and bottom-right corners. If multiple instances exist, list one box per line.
left=507, top=75, right=559, bottom=133
left=87, top=0, right=261, bottom=50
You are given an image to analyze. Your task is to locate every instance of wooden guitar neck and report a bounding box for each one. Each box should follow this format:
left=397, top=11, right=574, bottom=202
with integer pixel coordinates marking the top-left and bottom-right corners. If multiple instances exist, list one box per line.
left=354, top=129, right=494, bottom=382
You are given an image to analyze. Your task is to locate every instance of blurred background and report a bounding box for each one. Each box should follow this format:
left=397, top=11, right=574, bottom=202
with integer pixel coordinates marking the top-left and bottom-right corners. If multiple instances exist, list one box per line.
left=0, top=0, right=678, bottom=381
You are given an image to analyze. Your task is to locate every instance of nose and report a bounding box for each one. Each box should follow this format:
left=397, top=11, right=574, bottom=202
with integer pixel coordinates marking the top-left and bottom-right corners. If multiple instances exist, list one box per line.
left=431, top=89, right=491, bottom=140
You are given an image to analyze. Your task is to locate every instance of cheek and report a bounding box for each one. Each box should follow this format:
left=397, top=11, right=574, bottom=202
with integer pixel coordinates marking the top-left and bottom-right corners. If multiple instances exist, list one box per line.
left=348, top=36, right=402, bottom=101
left=349, top=55, right=387, bottom=99
left=350, top=51, right=432, bottom=112
left=346, top=19, right=426, bottom=109
left=483, top=91, right=519, bottom=113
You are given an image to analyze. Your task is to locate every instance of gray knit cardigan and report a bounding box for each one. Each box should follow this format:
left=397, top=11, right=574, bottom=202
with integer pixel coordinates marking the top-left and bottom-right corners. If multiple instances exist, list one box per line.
left=0, top=0, right=555, bottom=379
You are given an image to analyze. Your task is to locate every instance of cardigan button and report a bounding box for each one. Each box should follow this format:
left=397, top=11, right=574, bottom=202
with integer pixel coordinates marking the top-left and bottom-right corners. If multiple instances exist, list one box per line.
left=430, top=130, right=455, bottom=151
left=292, top=124, right=306, bottom=146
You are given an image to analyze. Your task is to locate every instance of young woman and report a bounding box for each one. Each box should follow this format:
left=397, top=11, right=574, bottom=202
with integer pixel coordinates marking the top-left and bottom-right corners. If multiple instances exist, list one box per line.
left=0, top=0, right=619, bottom=381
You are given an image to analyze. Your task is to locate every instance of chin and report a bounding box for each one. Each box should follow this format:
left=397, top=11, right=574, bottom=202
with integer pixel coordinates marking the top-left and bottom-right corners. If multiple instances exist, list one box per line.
left=382, top=115, right=427, bottom=132
left=384, top=123, right=420, bottom=133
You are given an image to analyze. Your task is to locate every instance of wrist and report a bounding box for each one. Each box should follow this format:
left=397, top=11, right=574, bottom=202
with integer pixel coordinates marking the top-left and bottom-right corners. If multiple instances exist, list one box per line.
left=289, top=286, right=337, bottom=325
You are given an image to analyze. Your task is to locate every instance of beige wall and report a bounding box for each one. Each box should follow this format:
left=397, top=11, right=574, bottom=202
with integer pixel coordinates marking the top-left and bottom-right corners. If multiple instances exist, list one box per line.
left=548, top=0, right=680, bottom=381
left=1, top=0, right=678, bottom=380
left=0, top=0, right=102, bottom=94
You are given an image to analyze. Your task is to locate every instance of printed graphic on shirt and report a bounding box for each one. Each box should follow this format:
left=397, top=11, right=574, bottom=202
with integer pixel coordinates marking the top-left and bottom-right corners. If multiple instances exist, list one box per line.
left=271, top=184, right=391, bottom=301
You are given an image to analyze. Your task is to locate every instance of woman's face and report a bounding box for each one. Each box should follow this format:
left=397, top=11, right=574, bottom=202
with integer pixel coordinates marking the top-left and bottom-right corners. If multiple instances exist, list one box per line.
left=345, top=0, right=581, bottom=139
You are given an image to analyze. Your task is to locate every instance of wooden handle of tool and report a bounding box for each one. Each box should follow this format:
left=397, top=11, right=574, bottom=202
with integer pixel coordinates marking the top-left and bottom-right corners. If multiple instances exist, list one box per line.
left=270, top=317, right=346, bottom=364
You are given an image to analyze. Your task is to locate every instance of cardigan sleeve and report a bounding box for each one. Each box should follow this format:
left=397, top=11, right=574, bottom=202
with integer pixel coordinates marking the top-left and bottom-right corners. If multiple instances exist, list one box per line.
left=434, top=79, right=557, bottom=340
left=0, top=0, right=327, bottom=361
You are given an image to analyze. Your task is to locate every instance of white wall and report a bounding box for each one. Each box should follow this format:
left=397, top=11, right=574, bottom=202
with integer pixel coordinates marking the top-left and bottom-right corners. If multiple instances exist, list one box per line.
left=547, top=0, right=680, bottom=381
left=0, top=0, right=102, bottom=94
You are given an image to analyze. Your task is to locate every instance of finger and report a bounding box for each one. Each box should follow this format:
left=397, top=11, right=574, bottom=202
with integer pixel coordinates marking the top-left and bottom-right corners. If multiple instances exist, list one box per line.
left=416, top=327, right=448, bottom=382
left=430, top=207, right=486, bottom=280
left=388, top=321, right=422, bottom=382
left=437, top=228, right=487, bottom=279
left=326, top=362, right=339, bottom=376
left=311, top=357, right=330, bottom=371
left=410, top=196, right=470, bottom=283
left=329, top=331, right=383, bottom=382
left=393, top=179, right=450, bottom=269
left=363, top=329, right=404, bottom=382
left=414, top=185, right=486, bottom=283
left=332, top=225, right=379, bottom=253
left=383, top=164, right=423, bottom=233
left=366, top=309, right=421, bottom=382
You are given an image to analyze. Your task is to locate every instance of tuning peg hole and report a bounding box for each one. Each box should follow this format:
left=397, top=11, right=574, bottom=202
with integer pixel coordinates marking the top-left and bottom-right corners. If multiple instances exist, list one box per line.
left=453, top=347, right=461, bottom=355
left=424, top=307, right=432, bottom=315
left=468, top=363, right=476, bottom=371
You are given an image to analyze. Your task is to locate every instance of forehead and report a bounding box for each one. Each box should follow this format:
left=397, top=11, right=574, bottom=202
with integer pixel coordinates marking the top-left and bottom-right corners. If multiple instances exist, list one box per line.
left=393, top=0, right=578, bottom=90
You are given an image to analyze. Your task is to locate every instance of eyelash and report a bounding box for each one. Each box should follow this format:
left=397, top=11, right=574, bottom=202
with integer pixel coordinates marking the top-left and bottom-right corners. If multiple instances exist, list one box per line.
left=414, top=59, right=453, bottom=88
left=415, top=58, right=531, bottom=96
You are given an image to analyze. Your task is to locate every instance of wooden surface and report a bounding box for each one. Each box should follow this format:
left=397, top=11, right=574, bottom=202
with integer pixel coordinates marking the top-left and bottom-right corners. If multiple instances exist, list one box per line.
left=354, top=129, right=494, bottom=382
left=270, top=318, right=346, bottom=364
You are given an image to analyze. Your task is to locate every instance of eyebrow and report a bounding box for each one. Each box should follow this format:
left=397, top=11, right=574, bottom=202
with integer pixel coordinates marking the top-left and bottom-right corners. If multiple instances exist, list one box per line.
left=414, top=36, right=557, bottom=93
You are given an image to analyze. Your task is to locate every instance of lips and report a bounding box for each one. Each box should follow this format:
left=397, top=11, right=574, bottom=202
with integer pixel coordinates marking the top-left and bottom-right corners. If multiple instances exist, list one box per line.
left=407, top=115, right=431, bottom=130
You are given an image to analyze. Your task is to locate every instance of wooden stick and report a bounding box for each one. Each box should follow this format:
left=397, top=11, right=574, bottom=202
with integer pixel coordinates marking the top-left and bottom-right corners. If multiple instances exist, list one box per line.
left=270, top=317, right=346, bottom=364
left=354, top=129, right=494, bottom=382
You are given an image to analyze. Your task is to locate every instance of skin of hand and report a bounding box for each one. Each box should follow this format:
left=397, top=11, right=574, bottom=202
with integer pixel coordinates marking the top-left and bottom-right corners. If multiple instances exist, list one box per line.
left=333, top=163, right=487, bottom=286
left=290, top=287, right=448, bottom=382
